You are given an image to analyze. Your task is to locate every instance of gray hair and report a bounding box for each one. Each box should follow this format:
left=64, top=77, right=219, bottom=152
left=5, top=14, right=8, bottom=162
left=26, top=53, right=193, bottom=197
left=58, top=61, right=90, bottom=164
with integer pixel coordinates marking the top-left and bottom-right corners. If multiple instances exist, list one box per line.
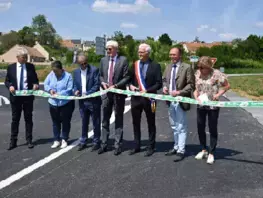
left=139, top=43, right=151, bottom=54
left=106, top=40, right=118, bottom=48
left=16, top=47, right=28, bottom=57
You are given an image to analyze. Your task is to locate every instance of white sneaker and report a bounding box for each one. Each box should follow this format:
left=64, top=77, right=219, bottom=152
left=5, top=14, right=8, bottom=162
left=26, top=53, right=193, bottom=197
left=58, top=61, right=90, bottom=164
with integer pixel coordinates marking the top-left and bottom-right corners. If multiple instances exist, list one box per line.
left=60, top=139, right=68, bottom=149
left=207, top=154, right=215, bottom=164
left=51, top=141, right=60, bottom=149
left=195, top=150, right=208, bottom=160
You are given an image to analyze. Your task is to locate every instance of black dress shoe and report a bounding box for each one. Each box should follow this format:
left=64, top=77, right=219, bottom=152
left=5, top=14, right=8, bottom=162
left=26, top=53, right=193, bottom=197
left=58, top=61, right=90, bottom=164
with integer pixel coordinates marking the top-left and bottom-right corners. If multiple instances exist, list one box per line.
left=91, top=144, right=100, bottom=152
left=129, top=148, right=140, bottom=155
left=114, top=147, right=122, bottom=156
left=7, top=143, right=17, bottom=151
left=165, top=149, right=177, bottom=156
left=98, top=146, right=107, bottom=154
left=77, top=144, right=86, bottom=151
left=173, top=153, right=185, bottom=162
left=27, top=142, right=34, bottom=149
left=144, top=148, right=154, bottom=157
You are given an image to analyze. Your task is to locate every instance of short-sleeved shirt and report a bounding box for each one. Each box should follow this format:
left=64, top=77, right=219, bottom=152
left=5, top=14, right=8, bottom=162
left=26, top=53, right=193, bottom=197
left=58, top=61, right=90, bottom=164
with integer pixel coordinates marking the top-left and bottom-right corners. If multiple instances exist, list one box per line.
left=195, top=69, right=227, bottom=110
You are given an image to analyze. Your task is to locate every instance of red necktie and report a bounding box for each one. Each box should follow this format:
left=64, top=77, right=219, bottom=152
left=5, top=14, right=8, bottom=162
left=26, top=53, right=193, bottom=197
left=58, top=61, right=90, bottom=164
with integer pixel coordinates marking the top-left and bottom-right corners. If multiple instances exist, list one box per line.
left=109, top=58, right=114, bottom=86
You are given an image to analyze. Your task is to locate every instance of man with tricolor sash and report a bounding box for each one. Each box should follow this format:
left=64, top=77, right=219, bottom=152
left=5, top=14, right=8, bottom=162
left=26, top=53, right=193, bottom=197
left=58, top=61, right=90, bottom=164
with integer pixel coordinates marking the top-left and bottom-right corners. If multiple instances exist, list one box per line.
left=163, top=47, right=195, bottom=161
left=129, top=43, right=162, bottom=157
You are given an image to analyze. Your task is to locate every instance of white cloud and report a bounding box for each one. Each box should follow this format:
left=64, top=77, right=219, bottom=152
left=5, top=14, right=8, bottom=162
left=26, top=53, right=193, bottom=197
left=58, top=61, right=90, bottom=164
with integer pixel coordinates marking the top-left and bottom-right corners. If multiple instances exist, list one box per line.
left=91, top=0, right=160, bottom=14
left=197, top=24, right=209, bottom=32
left=218, top=33, right=237, bottom=40
left=255, top=22, right=263, bottom=28
left=120, top=22, right=138, bottom=29
left=210, top=28, right=217, bottom=32
left=0, top=1, right=12, bottom=11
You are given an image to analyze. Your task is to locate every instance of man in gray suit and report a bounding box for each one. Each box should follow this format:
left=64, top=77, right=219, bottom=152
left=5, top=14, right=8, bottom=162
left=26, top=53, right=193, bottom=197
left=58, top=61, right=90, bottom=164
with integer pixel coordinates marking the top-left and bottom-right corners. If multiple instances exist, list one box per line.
left=98, top=40, right=130, bottom=156
left=163, top=47, right=195, bottom=161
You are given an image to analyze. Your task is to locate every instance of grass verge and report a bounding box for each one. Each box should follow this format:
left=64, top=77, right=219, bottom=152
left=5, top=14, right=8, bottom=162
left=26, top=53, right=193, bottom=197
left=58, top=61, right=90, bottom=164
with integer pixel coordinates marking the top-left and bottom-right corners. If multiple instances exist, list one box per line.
left=228, top=76, right=263, bottom=100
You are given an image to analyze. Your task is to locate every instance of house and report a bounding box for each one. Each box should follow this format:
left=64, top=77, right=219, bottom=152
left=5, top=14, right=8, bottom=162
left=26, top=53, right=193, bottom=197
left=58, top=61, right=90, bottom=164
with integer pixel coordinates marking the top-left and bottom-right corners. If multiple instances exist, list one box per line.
left=33, top=41, right=49, bottom=61
left=71, top=39, right=82, bottom=50
left=61, top=39, right=82, bottom=51
left=182, top=42, right=232, bottom=54
left=0, top=44, right=47, bottom=63
left=82, top=41, right=95, bottom=51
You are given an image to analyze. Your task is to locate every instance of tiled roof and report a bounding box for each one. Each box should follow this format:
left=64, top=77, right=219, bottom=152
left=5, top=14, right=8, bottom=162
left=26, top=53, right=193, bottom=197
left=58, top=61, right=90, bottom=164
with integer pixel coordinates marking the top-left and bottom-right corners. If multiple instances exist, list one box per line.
left=183, top=42, right=232, bottom=52
left=20, top=45, right=45, bottom=58
left=60, top=40, right=75, bottom=48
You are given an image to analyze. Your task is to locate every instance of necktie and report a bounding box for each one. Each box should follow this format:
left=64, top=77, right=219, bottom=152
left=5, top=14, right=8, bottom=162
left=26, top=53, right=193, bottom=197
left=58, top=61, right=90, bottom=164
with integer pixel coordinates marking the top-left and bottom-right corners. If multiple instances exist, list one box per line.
left=141, top=62, right=145, bottom=79
left=109, top=58, right=114, bottom=86
left=171, top=64, right=177, bottom=91
left=20, top=64, right=24, bottom=90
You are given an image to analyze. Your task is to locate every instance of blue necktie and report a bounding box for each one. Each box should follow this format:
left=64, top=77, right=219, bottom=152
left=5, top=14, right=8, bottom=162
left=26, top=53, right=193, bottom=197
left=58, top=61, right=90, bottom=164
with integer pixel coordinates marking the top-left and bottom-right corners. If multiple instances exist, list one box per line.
left=20, top=64, right=24, bottom=90
left=141, top=62, right=145, bottom=79
left=171, top=64, right=177, bottom=91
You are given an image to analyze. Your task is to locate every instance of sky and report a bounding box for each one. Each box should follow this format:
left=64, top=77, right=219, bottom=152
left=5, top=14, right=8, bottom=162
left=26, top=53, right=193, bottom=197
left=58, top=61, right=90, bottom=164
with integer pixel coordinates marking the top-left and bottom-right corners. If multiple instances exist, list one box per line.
left=1, top=0, right=263, bottom=42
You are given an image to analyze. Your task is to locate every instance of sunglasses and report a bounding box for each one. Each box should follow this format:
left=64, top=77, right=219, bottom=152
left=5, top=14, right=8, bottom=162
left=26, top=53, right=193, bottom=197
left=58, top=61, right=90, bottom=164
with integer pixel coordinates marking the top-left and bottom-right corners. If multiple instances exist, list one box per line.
left=106, top=48, right=112, bottom=51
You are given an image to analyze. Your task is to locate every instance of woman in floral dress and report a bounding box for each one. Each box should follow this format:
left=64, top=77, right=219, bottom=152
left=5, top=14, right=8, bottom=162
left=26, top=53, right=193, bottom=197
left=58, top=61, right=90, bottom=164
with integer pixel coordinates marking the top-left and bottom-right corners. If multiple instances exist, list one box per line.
left=193, top=56, right=230, bottom=164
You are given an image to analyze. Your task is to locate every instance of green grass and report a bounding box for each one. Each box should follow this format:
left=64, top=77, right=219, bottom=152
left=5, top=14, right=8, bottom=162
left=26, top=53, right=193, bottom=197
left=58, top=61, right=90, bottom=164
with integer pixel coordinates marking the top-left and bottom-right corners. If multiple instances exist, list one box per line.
left=228, top=76, right=263, bottom=99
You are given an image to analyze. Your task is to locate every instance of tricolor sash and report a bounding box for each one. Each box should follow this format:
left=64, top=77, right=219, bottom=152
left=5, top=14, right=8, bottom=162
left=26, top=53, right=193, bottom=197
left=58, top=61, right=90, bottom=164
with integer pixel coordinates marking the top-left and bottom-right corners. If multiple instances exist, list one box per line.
left=134, top=60, right=156, bottom=113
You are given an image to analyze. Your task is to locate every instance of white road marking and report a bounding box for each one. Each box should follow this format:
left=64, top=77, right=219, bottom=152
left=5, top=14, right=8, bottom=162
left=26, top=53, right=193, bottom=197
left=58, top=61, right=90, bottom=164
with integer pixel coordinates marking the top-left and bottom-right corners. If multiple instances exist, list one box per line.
left=0, top=104, right=131, bottom=190
left=0, top=95, right=10, bottom=106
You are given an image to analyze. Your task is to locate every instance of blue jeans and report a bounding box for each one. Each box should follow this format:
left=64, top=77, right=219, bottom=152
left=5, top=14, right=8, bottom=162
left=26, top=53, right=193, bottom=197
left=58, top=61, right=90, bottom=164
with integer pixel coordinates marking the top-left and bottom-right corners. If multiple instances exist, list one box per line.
left=49, top=101, right=75, bottom=141
left=168, top=102, right=188, bottom=154
left=79, top=105, right=101, bottom=145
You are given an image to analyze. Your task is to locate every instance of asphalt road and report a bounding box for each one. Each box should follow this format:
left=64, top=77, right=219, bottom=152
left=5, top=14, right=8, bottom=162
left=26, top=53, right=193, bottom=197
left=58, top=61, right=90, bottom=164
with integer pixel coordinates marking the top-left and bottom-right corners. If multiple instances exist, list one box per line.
left=1, top=85, right=263, bottom=198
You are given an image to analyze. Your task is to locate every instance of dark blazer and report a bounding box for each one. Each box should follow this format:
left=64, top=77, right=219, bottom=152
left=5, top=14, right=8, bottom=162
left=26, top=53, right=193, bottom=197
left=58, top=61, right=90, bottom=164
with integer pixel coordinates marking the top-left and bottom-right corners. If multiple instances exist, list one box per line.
left=5, top=62, right=39, bottom=102
left=130, top=59, right=162, bottom=94
left=99, top=55, right=130, bottom=91
left=162, top=62, right=195, bottom=111
left=73, top=65, right=102, bottom=109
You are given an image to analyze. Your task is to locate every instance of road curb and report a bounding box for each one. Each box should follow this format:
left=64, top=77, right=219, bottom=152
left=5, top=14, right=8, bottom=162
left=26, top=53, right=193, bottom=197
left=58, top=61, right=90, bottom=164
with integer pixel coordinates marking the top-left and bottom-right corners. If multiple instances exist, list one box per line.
left=224, top=90, right=263, bottom=126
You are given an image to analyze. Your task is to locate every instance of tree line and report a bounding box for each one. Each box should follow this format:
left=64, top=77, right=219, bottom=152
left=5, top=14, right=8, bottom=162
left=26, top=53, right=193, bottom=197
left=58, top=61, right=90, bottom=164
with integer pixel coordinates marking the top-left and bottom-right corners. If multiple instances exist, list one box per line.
left=1, top=14, right=263, bottom=70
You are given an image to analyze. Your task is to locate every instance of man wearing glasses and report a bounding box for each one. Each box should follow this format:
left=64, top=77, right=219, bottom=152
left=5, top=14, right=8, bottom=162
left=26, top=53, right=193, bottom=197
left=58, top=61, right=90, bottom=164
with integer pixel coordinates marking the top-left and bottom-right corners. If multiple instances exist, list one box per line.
left=73, top=54, right=101, bottom=151
left=98, top=40, right=130, bottom=156
left=5, top=48, right=39, bottom=150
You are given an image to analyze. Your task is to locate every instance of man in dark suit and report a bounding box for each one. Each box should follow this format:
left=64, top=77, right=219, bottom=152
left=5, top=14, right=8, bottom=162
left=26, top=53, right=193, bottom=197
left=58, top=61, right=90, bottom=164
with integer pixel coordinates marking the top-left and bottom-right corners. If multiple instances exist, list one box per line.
left=129, top=43, right=162, bottom=157
left=73, top=54, right=101, bottom=151
left=98, top=40, right=130, bottom=156
left=4, top=48, right=39, bottom=150
left=162, top=47, right=195, bottom=161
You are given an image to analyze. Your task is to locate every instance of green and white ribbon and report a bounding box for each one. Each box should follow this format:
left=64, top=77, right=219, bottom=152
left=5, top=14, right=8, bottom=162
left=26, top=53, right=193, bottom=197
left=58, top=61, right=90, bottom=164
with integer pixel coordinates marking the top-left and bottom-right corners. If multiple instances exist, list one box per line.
left=12, top=88, right=263, bottom=108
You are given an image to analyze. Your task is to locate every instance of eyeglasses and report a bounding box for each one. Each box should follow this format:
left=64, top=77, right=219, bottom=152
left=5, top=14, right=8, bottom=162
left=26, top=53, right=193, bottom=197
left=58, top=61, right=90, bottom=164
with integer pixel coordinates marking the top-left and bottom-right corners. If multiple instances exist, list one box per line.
left=106, top=48, right=112, bottom=51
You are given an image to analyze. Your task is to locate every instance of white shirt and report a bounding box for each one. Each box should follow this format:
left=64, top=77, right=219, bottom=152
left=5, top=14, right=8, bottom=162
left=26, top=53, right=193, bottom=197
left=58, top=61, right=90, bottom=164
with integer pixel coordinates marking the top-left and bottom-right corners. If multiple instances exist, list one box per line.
left=81, top=68, right=87, bottom=95
left=169, top=61, right=181, bottom=92
left=107, top=55, right=117, bottom=84
left=16, top=62, right=28, bottom=90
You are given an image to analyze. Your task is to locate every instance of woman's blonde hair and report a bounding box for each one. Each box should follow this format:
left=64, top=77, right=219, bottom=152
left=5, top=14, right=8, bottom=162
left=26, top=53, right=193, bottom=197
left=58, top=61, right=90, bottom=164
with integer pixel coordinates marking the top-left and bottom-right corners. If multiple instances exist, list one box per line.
left=197, top=56, right=213, bottom=69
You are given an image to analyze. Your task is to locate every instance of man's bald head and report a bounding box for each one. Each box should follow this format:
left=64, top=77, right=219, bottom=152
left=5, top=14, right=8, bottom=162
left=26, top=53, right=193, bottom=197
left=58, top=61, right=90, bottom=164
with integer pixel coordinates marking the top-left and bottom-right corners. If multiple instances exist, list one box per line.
left=77, top=54, right=88, bottom=70
left=169, top=47, right=182, bottom=63
left=78, top=54, right=88, bottom=62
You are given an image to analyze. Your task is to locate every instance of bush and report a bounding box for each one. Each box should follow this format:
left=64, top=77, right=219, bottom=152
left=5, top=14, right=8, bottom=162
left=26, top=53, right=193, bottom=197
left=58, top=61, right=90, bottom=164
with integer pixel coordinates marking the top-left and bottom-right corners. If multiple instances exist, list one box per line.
left=220, top=59, right=263, bottom=69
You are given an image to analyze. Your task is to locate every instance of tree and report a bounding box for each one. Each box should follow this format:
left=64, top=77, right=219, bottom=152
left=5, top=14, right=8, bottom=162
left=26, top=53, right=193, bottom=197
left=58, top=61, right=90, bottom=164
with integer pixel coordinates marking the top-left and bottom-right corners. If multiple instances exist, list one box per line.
left=32, top=14, right=56, bottom=46
left=193, top=36, right=200, bottom=43
left=17, top=26, right=36, bottom=46
left=124, top=34, right=133, bottom=45
left=0, top=31, right=18, bottom=52
left=158, top=33, right=172, bottom=46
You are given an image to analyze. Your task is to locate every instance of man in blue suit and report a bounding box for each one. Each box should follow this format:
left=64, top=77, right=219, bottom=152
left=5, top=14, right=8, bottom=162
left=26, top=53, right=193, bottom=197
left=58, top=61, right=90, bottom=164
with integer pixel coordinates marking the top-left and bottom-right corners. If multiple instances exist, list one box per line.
left=73, top=54, right=101, bottom=151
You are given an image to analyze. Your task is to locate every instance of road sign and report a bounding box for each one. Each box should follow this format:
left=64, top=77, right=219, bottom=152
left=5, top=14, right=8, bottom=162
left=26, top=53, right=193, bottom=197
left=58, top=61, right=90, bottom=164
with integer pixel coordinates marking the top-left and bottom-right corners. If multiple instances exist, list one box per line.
left=210, top=57, right=217, bottom=65
left=95, top=36, right=106, bottom=55
left=190, top=55, right=199, bottom=63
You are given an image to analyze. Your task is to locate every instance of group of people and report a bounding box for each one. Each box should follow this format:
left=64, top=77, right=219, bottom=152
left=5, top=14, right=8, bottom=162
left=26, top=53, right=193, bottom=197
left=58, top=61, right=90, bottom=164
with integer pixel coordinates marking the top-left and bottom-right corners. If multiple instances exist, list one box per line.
left=4, top=40, right=230, bottom=165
